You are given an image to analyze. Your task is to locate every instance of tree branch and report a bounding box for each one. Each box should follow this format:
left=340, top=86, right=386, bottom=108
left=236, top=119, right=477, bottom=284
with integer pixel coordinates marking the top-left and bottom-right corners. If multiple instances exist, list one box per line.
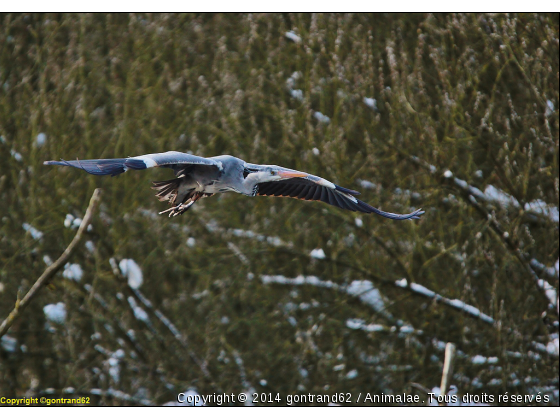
left=0, top=188, right=102, bottom=338
left=440, top=342, right=456, bottom=397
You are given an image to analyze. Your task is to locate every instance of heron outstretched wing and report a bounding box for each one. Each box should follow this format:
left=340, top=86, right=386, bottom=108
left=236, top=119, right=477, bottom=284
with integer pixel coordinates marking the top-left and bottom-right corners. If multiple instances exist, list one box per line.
left=257, top=173, right=424, bottom=220
left=44, top=151, right=221, bottom=177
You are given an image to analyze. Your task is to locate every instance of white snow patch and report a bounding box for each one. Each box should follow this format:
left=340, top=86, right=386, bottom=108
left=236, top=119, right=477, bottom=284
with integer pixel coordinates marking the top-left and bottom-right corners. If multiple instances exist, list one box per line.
left=43, top=255, right=53, bottom=266
left=443, top=170, right=453, bottom=178
left=453, top=177, right=486, bottom=200
left=267, top=236, right=283, bottom=247
left=64, top=214, right=74, bottom=228
left=36, top=132, right=47, bottom=147
left=432, top=339, right=447, bottom=351
left=355, top=218, right=363, bottom=228
left=358, top=179, right=377, bottom=190
left=85, top=240, right=95, bottom=253
left=344, top=233, right=356, bottom=247
left=10, top=149, right=22, bottom=161
left=471, top=355, right=499, bottom=364
left=448, top=299, right=494, bottom=324
left=186, top=237, right=196, bottom=247
left=127, top=296, right=149, bottom=322
left=346, top=318, right=385, bottom=332
left=410, top=282, right=437, bottom=298
left=530, top=258, right=557, bottom=278
left=313, top=111, right=331, bottom=124
left=119, top=259, right=143, bottom=289
left=290, top=89, right=303, bottom=101
left=285, top=31, right=301, bottom=43
left=262, top=275, right=338, bottom=290
left=347, top=281, right=385, bottom=313
left=63, top=263, right=83, bottom=282
left=346, top=369, right=358, bottom=379
left=22, top=223, right=43, bottom=241
left=396, top=279, right=494, bottom=324
left=1, top=335, right=17, bottom=353
left=395, top=278, right=408, bottom=288
left=134, top=306, right=149, bottom=322
left=524, top=199, right=559, bottom=223
left=43, top=302, right=66, bottom=324
left=310, top=248, right=326, bottom=259
left=231, top=228, right=285, bottom=247
left=534, top=336, right=560, bottom=357
left=363, top=97, right=377, bottom=110
left=286, top=72, right=301, bottom=89
left=312, top=147, right=320, bottom=156
left=537, top=278, right=557, bottom=308
left=346, top=319, right=365, bottom=330
left=107, top=356, right=121, bottom=383
left=545, top=99, right=555, bottom=117
left=484, top=185, right=519, bottom=208
left=546, top=337, right=559, bottom=357
left=399, top=325, right=416, bottom=334
left=64, top=214, right=83, bottom=230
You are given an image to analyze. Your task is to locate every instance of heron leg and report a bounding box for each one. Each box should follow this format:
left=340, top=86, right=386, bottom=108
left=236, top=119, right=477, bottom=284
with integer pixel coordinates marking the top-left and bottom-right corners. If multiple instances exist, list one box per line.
left=159, top=192, right=203, bottom=217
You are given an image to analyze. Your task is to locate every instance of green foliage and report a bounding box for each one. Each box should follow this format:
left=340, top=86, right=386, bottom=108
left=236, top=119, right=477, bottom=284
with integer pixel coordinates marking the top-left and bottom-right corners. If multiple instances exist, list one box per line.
left=0, top=13, right=558, bottom=406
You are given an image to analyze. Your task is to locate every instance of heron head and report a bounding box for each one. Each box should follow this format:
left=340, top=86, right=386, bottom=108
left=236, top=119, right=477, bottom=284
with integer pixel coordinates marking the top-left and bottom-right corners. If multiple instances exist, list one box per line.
left=265, top=167, right=307, bottom=181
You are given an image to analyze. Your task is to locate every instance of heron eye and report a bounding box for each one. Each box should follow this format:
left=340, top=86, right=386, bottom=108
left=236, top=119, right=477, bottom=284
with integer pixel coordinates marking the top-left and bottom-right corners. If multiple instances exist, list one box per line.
left=271, top=170, right=277, bottom=175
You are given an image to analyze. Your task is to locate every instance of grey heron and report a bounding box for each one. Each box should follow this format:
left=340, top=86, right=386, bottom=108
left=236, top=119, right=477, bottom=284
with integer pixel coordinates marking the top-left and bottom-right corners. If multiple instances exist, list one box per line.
left=44, top=152, right=424, bottom=220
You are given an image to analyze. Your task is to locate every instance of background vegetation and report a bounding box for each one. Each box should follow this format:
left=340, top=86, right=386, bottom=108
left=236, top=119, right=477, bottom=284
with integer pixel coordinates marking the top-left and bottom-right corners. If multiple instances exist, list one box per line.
left=0, top=13, right=558, bottom=406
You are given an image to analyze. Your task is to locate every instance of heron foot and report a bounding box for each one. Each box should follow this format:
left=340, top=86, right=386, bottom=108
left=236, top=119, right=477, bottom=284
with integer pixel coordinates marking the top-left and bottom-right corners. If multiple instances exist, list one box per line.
left=159, top=193, right=201, bottom=217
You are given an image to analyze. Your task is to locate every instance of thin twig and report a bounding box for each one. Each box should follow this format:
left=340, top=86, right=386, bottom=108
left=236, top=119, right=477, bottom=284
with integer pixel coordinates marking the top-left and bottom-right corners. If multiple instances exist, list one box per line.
left=410, top=382, right=432, bottom=396
left=0, top=188, right=102, bottom=338
left=406, top=154, right=556, bottom=312
left=108, top=258, right=213, bottom=382
left=131, top=287, right=213, bottom=381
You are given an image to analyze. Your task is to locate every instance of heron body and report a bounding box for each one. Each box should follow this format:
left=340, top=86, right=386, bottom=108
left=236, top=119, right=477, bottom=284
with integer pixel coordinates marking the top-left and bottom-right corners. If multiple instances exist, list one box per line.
left=44, top=151, right=424, bottom=220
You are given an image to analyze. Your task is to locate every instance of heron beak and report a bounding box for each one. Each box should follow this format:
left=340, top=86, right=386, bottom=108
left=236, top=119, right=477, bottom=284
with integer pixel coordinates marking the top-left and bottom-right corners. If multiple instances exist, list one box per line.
left=278, top=171, right=307, bottom=179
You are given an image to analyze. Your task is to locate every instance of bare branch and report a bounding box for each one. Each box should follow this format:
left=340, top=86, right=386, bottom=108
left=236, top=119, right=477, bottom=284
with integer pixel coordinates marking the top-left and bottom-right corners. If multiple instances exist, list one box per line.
left=440, top=342, right=456, bottom=397
left=108, top=257, right=214, bottom=383
left=0, top=189, right=102, bottom=338
left=406, top=154, right=557, bottom=312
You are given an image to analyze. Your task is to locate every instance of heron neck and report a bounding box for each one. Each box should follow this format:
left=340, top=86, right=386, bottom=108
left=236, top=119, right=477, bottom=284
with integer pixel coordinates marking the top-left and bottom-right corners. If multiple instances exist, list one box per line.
left=241, top=172, right=268, bottom=196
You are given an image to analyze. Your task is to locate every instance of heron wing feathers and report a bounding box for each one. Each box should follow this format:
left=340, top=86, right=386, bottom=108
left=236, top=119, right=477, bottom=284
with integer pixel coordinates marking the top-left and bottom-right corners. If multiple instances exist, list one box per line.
left=137, top=152, right=220, bottom=168
left=44, top=152, right=221, bottom=177
left=43, top=158, right=133, bottom=177
left=257, top=177, right=424, bottom=219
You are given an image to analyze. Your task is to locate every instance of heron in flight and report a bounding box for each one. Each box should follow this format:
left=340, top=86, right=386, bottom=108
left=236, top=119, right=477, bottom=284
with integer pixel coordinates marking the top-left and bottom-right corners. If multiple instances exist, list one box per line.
left=44, top=152, right=424, bottom=220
